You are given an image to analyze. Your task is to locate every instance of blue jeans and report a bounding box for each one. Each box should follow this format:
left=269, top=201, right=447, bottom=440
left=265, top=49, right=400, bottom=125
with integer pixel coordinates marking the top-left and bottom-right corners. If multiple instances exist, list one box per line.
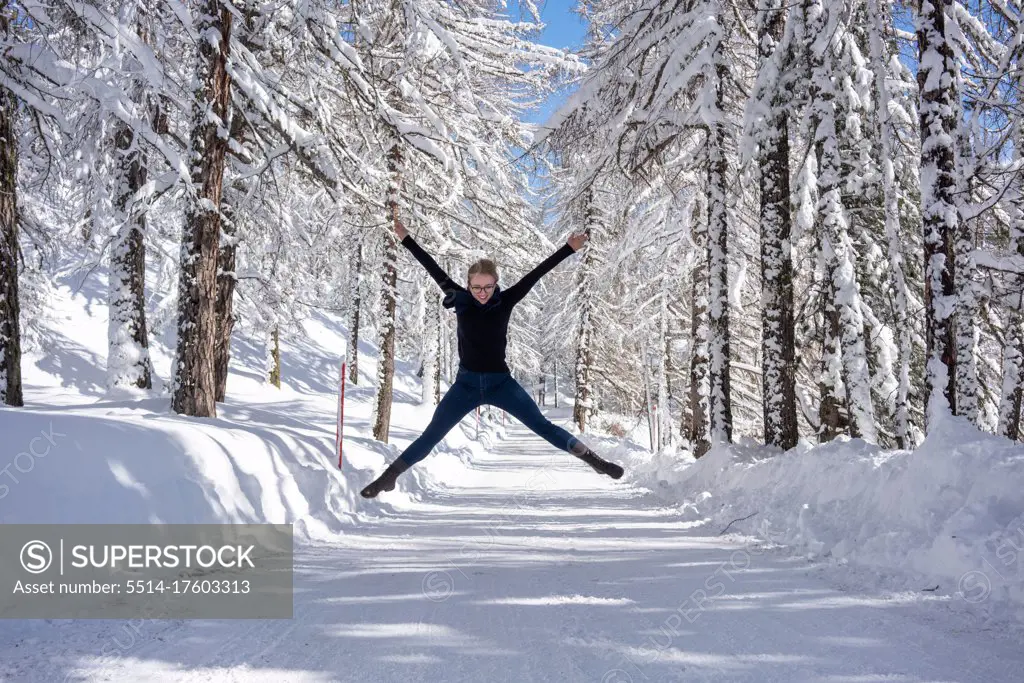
left=397, top=366, right=583, bottom=467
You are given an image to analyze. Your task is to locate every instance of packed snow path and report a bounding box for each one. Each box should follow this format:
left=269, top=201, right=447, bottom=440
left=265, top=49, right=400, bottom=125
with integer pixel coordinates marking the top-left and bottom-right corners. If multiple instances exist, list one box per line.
left=4, top=409, right=1024, bottom=682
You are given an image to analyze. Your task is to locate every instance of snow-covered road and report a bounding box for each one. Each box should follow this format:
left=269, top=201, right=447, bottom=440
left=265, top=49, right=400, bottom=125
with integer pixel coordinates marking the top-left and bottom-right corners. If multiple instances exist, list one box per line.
left=3, top=415, right=1024, bottom=682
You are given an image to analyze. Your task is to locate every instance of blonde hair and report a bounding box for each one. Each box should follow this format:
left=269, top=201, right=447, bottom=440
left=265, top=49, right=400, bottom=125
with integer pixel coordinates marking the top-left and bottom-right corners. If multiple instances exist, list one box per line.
left=467, top=258, right=499, bottom=285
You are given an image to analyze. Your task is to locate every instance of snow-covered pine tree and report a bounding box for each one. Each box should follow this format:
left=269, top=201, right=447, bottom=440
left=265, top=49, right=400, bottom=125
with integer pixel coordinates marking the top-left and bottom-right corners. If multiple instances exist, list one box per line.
left=687, top=190, right=712, bottom=456
left=748, top=0, right=798, bottom=450
left=947, top=0, right=1022, bottom=430
left=705, top=4, right=735, bottom=448
left=573, top=188, right=600, bottom=432
left=656, top=274, right=674, bottom=450
left=214, top=2, right=265, bottom=403
left=105, top=3, right=167, bottom=391
left=917, top=0, right=960, bottom=428
left=998, top=177, right=1024, bottom=440
left=840, top=6, right=902, bottom=447
left=804, top=0, right=877, bottom=442
left=371, top=144, right=401, bottom=443
left=954, top=93, right=980, bottom=429
left=544, top=0, right=746, bottom=449
left=214, top=108, right=247, bottom=402
left=422, top=283, right=441, bottom=405
left=0, top=0, right=72, bottom=407
left=867, top=0, right=917, bottom=447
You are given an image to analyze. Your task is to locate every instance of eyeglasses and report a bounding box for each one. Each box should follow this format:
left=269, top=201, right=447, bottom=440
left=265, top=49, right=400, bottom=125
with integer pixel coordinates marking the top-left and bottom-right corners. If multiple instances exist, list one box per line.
left=470, top=284, right=496, bottom=293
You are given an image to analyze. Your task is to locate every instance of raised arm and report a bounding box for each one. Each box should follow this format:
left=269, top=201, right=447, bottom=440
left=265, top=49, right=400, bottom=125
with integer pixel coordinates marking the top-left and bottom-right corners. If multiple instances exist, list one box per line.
left=391, top=206, right=465, bottom=299
left=502, top=241, right=578, bottom=307
left=400, top=234, right=465, bottom=293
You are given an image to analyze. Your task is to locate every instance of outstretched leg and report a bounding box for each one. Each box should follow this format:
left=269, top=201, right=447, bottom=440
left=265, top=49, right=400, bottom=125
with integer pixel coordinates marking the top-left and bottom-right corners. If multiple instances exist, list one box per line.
left=361, top=377, right=480, bottom=498
left=398, top=378, right=480, bottom=467
left=489, top=375, right=624, bottom=479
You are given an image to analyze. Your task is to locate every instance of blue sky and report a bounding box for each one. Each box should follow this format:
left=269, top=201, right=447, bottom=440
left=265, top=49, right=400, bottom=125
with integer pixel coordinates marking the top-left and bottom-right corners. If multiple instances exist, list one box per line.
left=507, top=0, right=588, bottom=124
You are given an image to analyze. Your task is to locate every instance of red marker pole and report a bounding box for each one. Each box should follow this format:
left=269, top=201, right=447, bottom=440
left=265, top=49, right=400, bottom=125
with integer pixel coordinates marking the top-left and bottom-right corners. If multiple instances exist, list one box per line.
left=337, top=354, right=346, bottom=469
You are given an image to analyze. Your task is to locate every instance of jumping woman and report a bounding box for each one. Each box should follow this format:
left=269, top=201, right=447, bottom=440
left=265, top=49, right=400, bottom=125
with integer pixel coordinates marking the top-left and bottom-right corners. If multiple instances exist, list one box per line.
left=359, top=209, right=625, bottom=499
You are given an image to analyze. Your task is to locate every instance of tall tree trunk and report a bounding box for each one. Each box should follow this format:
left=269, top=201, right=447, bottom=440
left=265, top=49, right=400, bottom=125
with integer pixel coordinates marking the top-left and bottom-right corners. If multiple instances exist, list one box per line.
left=433, top=287, right=442, bottom=404
left=702, top=21, right=734, bottom=449
left=799, top=6, right=848, bottom=443
left=706, top=54, right=733, bottom=447
left=998, top=187, right=1024, bottom=441
left=954, top=128, right=978, bottom=424
left=347, top=235, right=362, bottom=385
left=868, top=0, right=913, bottom=448
left=688, top=192, right=711, bottom=457
left=573, top=191, right=599, bottom=432
left=809, top=0, right=876, bottom=442
left=757, top=0, right=797, bottom=450
left=107, top=128, right=152, bottom=391
left=421, top=284, right=440, bottom=405
left=0, top=42, right=21, bottom=408
left=818, top=259, right=847, bottom=442
left=554, top=358, right=559, bottom=408
left=656, top=281, right=671, bottom=450
left=214, top=180, right=239, bottom=403
left=107, top=9, right=160, bottom=391
left=998, top=302, right=1024, bottom=442
left=214, top=106, right=249, bottom=403
left=371, top=143, right=401, bottom=443
left=917, top=0, right=958, bottom=429
left=268, top=325, right=281, bottom=387
left=172, top=0, right=232, bottom=417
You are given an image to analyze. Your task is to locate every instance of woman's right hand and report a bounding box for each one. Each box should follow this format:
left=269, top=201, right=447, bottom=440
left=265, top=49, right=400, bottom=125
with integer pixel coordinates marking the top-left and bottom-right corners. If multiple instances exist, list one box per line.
left=391, top=202, right=409, bottom=240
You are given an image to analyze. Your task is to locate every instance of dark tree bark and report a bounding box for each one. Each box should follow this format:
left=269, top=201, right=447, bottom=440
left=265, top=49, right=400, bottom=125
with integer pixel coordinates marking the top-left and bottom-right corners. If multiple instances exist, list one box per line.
left=214, top=181, right=238, bottom=403
left=172, top=0, right=233, bottom=417
left=214, top=104, right=249, bottom=403
left=554, top=358, right=559, bottom=408
left=999, top=184, right=1024, bottom=441
left=757, top=0, right=797, bottom=450
left=688, top=193, right=710, bottom=458
left=573, top=191, right=599, bottom=432
left=0, top=34, right=21, bottom=407
left=818, top=269, right=847, bottom=442
left=917, top=0, right=959, bottom=429
left=372, top=144, right=402, bottom=443
left=269, top=325, right=281, bottom=387
left=706, top=53, right=733, bottom=448
left=1001, top=317, right=1024, bottom=441
left=108, top=119, right=152, bottom=390
left=107, top=9, right=164, bottom=391
left=347, top=235, right=362, bottom=385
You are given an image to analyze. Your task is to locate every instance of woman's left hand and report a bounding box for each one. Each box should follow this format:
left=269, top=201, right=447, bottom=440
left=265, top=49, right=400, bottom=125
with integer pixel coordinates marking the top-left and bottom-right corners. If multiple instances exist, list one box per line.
left=567, top=231, right=589, bottom=251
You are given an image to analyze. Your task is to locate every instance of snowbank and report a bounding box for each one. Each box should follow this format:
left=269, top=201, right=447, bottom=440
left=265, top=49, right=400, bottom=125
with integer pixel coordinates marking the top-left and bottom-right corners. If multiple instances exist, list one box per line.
left=0, top=395, right=355, bottom=539
left=0, top=269, right=461, bottom=541
left=627, top=414, right=1024, bottom=622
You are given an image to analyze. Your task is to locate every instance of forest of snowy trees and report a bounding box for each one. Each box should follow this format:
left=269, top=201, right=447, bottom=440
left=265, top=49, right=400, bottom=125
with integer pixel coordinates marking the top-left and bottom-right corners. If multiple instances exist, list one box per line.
left=1, top=0, right=1023, bottom=457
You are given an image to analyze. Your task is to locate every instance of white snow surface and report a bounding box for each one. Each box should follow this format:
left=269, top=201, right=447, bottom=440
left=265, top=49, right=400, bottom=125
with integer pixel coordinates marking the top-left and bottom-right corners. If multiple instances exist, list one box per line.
left=1, top=275, right=1024, bottom=681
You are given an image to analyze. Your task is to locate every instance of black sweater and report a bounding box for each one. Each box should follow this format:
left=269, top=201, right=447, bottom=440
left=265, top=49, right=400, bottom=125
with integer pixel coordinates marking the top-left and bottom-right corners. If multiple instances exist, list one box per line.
left=401, top=234, right=577, bottom=373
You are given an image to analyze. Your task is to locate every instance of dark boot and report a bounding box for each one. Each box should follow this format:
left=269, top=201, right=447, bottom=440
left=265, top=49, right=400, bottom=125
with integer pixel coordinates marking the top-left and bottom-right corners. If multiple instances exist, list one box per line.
left=360, top=458, right=413, bottom=498
left=570, top=442, right=624, bottom=479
